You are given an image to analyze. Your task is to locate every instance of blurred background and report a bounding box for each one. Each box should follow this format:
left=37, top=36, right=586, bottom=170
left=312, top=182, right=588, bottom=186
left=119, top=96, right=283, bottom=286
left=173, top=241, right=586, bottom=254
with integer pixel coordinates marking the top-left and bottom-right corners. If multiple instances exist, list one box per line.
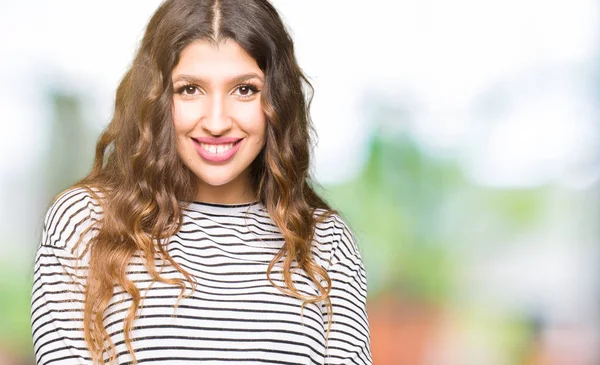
left=1, top=0, right=598, bottom=364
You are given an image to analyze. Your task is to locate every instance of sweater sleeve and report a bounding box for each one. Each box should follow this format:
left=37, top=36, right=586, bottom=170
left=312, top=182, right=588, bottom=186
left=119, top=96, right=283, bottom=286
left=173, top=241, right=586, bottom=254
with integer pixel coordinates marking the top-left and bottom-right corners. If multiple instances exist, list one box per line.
left=31, top=188, right=100, bottom=364
left=323, top=217, right=372, bottom=365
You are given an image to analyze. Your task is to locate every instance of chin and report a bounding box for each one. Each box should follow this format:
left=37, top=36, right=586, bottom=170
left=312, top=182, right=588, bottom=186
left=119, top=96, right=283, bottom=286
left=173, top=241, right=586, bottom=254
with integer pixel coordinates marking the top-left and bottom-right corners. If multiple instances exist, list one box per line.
left=197, top=175, right=234, bottom=187
left=196, top=168, right=244, bottom=187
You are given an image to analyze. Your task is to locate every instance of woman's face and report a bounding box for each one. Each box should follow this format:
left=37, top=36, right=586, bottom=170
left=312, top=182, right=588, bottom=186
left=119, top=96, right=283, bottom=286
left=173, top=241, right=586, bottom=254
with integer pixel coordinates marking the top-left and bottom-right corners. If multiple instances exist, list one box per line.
left=171, top=39, right=266, bottom=204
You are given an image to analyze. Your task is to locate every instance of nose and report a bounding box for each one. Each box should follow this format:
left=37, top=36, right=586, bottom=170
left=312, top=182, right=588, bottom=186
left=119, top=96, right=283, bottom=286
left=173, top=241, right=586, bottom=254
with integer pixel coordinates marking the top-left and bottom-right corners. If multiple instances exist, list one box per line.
left=201, top=94, right=232, bottom=136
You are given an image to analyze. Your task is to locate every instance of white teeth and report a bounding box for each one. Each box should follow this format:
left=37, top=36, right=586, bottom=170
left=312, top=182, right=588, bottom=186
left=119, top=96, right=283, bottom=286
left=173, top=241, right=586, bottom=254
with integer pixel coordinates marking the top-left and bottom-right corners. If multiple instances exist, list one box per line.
left=200, top=143, right=234, bottom=154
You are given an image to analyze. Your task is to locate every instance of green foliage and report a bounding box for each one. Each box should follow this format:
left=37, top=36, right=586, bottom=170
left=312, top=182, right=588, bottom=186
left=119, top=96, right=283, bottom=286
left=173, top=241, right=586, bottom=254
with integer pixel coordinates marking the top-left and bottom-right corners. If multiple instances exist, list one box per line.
left=477, top=188, right=547, bottom=229
left=0, top=263, right=33, bottom=355
left=0, top=89, right=96, bottom=360
left=322, top=134, right=461, bottom=303
left=322, top=132, right=547, bottom=305
left=43, top=90, right=96, bottom=198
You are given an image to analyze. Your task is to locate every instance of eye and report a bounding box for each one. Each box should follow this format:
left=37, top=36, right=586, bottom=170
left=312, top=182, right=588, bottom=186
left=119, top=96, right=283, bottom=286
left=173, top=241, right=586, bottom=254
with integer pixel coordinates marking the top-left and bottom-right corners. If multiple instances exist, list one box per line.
left=175, top=84, right=201, bottom=96
left=234, top=84, right=260, bottom=99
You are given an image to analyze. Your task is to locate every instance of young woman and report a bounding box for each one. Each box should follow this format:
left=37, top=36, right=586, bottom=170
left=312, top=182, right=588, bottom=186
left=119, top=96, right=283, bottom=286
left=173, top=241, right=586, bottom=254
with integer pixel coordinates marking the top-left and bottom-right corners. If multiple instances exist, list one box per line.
left=30, top=0, right=371, bottom=364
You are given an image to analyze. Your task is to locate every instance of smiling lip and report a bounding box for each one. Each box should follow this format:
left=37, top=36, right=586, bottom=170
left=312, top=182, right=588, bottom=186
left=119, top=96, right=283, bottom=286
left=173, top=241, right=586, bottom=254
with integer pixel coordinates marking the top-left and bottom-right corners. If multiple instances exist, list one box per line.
left=192, top=137, right=243, bottom=163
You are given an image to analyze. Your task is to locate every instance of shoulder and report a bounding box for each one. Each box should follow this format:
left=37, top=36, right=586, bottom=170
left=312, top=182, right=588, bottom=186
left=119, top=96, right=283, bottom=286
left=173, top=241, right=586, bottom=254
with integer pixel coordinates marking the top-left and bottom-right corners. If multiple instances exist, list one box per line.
left=42, top=186, right=103, bottom=254
left=313, top=210, right=367, bottom=298
left=312, top=209, right=360, bottom=266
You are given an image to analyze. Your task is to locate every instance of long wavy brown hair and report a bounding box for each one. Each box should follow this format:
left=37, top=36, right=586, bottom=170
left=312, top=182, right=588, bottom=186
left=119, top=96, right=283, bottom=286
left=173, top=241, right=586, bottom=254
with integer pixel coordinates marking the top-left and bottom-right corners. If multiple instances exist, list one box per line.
left=64, top=0, right=336, bottom=363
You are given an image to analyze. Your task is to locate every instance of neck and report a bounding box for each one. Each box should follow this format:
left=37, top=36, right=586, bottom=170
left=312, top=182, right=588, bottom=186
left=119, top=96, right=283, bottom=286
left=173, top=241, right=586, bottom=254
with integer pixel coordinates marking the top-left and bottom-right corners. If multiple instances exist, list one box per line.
left=194, top=172, right=257, bottom=205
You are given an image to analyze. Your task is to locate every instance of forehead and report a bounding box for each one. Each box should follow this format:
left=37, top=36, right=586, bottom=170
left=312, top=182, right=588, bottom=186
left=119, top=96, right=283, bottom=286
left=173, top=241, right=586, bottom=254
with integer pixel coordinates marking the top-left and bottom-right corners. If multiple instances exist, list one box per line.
left=172, top=39, right=263, bottom=81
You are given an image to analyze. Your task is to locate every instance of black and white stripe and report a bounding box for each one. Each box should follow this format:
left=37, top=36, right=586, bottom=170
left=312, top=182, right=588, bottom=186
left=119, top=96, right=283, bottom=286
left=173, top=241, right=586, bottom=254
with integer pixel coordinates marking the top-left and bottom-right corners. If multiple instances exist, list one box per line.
left=31, top=187, right=372, bottom=364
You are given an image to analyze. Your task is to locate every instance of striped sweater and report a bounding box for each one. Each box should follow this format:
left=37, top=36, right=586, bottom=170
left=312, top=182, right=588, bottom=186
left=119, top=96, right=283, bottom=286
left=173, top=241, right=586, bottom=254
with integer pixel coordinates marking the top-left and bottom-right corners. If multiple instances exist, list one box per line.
left=31, top=188, right=372, bottom=364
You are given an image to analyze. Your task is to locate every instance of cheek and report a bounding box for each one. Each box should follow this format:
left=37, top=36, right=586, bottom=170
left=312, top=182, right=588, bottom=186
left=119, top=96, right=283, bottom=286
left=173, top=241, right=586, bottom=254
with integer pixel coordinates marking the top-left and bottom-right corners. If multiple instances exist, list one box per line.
left=172, top=100, right=199, bottom=132
left=237, top=104, right=267, bottom=140
left=248, top=116, right=267, bottom=151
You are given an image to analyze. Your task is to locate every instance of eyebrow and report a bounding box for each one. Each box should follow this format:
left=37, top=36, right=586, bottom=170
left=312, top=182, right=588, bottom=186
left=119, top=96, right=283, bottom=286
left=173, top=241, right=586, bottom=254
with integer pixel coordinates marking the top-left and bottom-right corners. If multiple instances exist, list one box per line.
left=172, top=72, right=264, bottom=85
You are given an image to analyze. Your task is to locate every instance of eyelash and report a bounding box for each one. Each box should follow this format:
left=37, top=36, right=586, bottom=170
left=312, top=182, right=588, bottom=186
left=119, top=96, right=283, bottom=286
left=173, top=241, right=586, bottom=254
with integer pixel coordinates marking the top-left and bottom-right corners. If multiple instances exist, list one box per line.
left=174, top=83, right=261, bottom=99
